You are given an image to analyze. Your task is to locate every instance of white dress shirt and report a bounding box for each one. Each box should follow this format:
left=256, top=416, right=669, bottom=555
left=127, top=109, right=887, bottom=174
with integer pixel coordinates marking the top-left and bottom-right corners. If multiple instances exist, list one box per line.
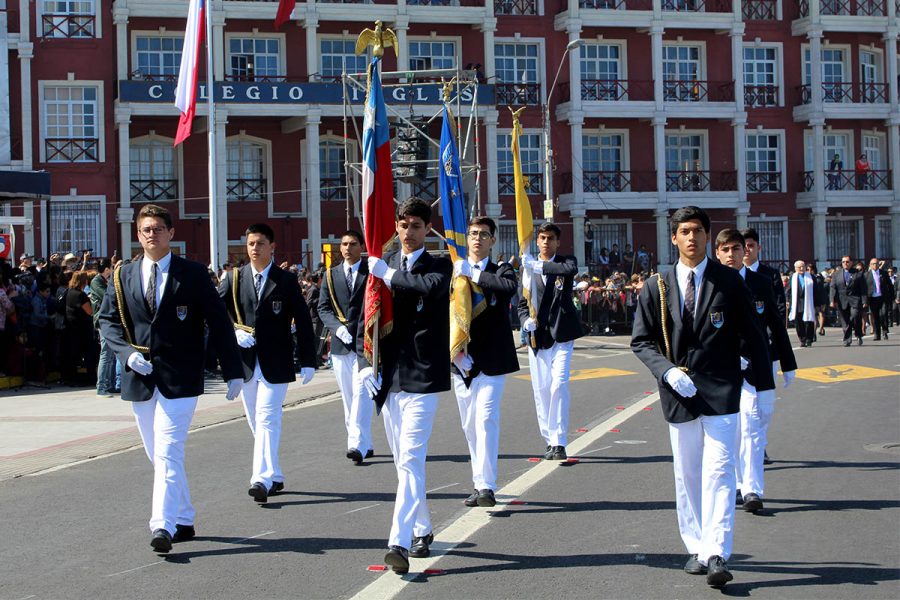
left=343, top=259, right=361, bottom=289
left=250, top=260, right=274, bottom=298
left=747, top=260, right=760, bottom=273
left=870, top=269, right=882, bottom=297
left=675, top=256, right=708, bottom=314
left=141, top=252, right=173, bottom=309
left=469, top=256, right=489, bottom=285
left=384, top=246, right=426, bottom=289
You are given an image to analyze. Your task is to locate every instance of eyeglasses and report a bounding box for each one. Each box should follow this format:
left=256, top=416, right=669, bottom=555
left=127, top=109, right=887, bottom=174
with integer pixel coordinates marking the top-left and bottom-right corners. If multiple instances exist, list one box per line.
left=139, top=226, right=168, bottom=236
left=467, top=231, right=493, bottom=240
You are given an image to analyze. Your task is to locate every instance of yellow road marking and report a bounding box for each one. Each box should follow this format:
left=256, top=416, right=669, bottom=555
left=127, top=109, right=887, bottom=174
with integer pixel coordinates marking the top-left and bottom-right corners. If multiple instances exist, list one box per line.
left=515, top=367, right=637, bottom=382
left=793, top=364, right=900, bottom=384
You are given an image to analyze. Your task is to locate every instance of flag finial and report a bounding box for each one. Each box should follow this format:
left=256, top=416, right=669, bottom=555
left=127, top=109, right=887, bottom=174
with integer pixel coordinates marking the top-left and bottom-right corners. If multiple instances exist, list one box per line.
left=356, top=20, right=398, bottom=58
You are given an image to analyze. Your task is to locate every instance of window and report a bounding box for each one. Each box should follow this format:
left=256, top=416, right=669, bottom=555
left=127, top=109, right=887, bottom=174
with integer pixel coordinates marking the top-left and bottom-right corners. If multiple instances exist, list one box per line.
left=408, top=40, right=456, bottom=71
left=226, top=139, right=267, bottom=201
left=320, top=140, right=347, bottom=201
left=320, top=39, right=368, bottom=81
left=875, top=219, right=893, bottom=261
left=43, top=85, right=99, bottom=162
left=859, top=51, right=884, bottom=103
left=494, top=43, right=540, bottom=104
left=826, top=219, right=862, bottom=266
left=48, top=198, right=101, bottom=254
left=498, top=223, right=539, bottom=258
left=134, top=36, right=184, bottom=80
left=41, top=0, right=95, bottom=38
left=497, top=132, right=542, bottom=194
left=743, top=46, right=778, bottom=107
left=588, top=222, right=628, bottom=265
left=665, top=134, right=704, bottom=191
left=582, top=133, right=624, bottom=192
left=580, top=44, right=622, bottom=101
left=130, top=139, right=177, bottom=203
left=228, top=38, right=281, bottom=81
left=747, top=219, right=788, bottom=271
left=861, top=134, right=888, bottom=190
left=804, top=48, right=848, bottom=102
left=662, top=45, right=702, bottom=101
left=745, top=134, right=781, bottom=192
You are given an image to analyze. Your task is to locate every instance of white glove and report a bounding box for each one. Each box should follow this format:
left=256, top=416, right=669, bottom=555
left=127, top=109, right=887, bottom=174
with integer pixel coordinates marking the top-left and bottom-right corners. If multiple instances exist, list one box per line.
left=740, top=357, right=749, bottom=370
left=300, top=367, right=315, bottom=385
left=758, top=388, right=777, bottom=404
left=454, top=259, right=473, bottom=279
left=522, top=317, right=537, bottom=333
left=367, top=256, right=389, bottom=279
left=452, top=352, right=474, bottom=377
left=127, top=352, right=153, bottom=376
left=235, top=328, right=256, bottom=348
left=521, top=253, right=536, bottom=272
left=335, top=325, right=353, bottom=345
left=225, top=378, right=243, bottom=401
left=782, top=370, right=796, bottom=389
left=664, top=367, right=697, bottom=398
left=359, top=366, right=382, bottom=399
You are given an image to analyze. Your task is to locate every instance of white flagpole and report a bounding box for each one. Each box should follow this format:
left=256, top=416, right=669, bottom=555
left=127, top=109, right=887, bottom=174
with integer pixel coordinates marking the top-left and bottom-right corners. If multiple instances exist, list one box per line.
left=205, top=0, right=219, bottom=269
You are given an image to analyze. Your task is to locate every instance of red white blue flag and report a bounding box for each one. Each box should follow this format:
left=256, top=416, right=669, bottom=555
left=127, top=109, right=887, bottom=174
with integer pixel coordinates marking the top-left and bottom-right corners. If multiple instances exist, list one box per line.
left=275, top=0, right=296, bottom=29
left=173, top=0, right=205, bottom=146
left=361, top=56, right=395, bottom=364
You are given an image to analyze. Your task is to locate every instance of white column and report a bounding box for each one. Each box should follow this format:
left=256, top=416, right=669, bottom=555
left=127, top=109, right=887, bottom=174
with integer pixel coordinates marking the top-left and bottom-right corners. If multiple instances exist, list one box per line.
left=0, top=4, right=10, bottom=165
left=305, top=111, right=322, bottom=266
left=212, top=9, right=226, bottom=81
left=652, top=117, right=667, bottom=204
left=809, top=31, right=823, bottom=108
left=812, top=119, right=826, bottom=203
left=655, top=207, right=670, bottom=269
left=735, top=204, right=749, bottom=230
left=484, top=109, right=499, bottom=210
left=305, top=14, right=319, bottom=80
left=567, top=23, right=582, bottom=112
left=570, top=115, right=584, bottom=265
left=214, top=108, right=229, bottom=264
left=394, top=19, right=409, bottom=73
left=890, top=122, right=900, bottom=201
left=731, top=26, right=745, bottom=112
left=481, top=19, right=497, bottom=81
left=650, top=25, right=664, bottom=112
left=734, top=118, right=748, bottom=207
left=116, top=109, right=132, bottom=257
left=113, top=7, right=129, bottom=81
left=812, top=206, right=828, bottom=268
left=884, top=33, right=899, bottom=109
left=572, top=206, right=586, bottom=266
left=18, top=42, right=33, bottom=168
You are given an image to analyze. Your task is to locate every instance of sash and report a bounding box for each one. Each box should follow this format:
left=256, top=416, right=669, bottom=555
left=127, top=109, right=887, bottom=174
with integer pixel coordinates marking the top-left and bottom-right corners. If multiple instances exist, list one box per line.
left=113, top=264, right=150, bottom=354
left=231, top=267, right=256, bottom=335
left=657, top=276, right=688, bottom=373
left=325, top=267, right=349, bottom=326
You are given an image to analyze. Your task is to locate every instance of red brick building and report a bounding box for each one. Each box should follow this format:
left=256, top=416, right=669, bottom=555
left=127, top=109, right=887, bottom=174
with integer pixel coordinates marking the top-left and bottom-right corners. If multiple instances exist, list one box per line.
left=1, top=0, right=898, bottom=271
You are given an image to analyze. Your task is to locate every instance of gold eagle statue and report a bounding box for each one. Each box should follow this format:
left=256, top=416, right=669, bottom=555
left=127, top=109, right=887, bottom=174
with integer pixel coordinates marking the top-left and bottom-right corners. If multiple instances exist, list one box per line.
left=355, top=20, right=399, bottom=58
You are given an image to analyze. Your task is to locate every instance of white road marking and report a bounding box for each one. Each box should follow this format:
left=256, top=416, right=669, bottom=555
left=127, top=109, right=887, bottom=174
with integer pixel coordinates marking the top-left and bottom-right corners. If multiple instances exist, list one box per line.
left=347, top=393, right=660, bottom=600
left=426, top=483, right=459, bottom=493
left=573, top=445, right=612, bottom=456
left=343, top=504, right=382, bottom=515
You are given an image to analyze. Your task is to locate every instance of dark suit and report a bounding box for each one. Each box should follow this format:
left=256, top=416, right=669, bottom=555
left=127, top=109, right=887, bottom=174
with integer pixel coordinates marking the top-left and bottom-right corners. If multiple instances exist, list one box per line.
left=752, top=262, right=786, bottom=322
left=631, top=260, right=775, bottom=424
left=99, top=254, right=242, bottom=402
left=830, top=267, right=866, bottom=342
left=516, top=254, right=584, bottom=349
left=865, top=269, right=893, bottom=339
left=741, top=268, right=797, bottom=387
left=218, top=264, right=316, bottom=383
left=318, top=261, right=367, bottom=356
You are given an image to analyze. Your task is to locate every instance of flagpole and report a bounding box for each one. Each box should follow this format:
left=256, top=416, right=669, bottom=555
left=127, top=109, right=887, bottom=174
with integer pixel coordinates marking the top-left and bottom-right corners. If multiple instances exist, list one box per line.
left=206, top=0, right=219, bottom=269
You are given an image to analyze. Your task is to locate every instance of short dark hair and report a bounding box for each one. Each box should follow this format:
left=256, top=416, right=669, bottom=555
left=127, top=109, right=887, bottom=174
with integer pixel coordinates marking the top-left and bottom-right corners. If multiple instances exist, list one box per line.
left=396, top=197, right=432, bottom=223
left=670, top=206, right=710, bottom=235
left=341, top=229, right=364, bottom=245
left=98, top=259, right=112, bottom=272
left=246, top=223, right=275, bottom=243
left=537, top=221, right=562, bottom=240
left=715, top=228, right=745, bottom=250
left=136, top=204, right=173, bottom=229
left=467, top=216, right=496, bottom=236
left=841, top=255, right=852, bottom=262
left=739, top=227, right=760, bottom=244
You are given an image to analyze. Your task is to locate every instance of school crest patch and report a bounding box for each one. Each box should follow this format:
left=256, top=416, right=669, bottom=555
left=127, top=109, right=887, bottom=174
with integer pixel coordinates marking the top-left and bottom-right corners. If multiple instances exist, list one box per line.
left=176, top=306, right=188, bottom=321
left=272, top=300, right=283, bottom=315
left=755, top=300, right=765, bottom=314
left=709, top=311, right=725, bottom=329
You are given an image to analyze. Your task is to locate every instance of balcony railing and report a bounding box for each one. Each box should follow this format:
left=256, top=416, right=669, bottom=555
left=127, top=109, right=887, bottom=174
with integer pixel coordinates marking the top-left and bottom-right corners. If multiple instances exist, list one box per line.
left=320, top=177, right=347, bottom=201
left=579, top=79, right=654, bottom=102
left=816, top=0, right=887, bottom=16
left=581, top=171, right=658, bottom=193
left=746, top=172, right=782, bottom=193
left=663, top=80, right=735, bottom=102
left=499, top=172, right=543, bottom=195
left=227, top=178, right=267, bottom=201
left=661, top=0, right=732, bottom=12
left=45, top=138, right=99, bottom=162
left=225, top=74, right=290, bottom=82
left=578, top=0, right=654, bottom=8
left=42, top=14, right=95, bottom=38
left=798, top=82, right=889, bottom=104
left=130, top=179, right=178, bottom=203
left=744, top=84, right=779, bottom=107
left=130, top=71, right=179, bottom=82
left=494, top=0, right=538, bottom=14
left=743, top=0, right=778, bottom=18
left=495, top=83, right=541, bottom=105
left=665, top=170, right=737, bottom=192
left=801, top=170, right=892, bottom=192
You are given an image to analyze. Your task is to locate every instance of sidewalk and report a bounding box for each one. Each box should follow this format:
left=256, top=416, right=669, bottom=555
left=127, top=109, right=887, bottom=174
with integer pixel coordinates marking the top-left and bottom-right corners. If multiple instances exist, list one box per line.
left=0, top=369, right=341, bottom=481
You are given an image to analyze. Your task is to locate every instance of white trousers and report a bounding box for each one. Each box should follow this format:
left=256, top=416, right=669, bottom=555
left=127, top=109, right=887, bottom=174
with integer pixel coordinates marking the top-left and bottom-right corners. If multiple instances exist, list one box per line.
left=132, top=390, right=198, bottom=534
left=453, top=372, right=505, bottom=491
left=527, top=340, right=574, bottom=446
left=241, top=362, right=288, bottom=488
left=668, top=413, right=738, bottom=564
left=381, top=391, right=438, bottom=549
left=332, top=352, right=374, bottom=453
left=736, top=375, right=777, bottom=497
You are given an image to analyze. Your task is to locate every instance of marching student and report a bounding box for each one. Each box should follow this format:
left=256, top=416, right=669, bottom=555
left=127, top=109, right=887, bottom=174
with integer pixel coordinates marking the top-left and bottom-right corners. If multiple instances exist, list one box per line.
left=219, top=223, right=317, bottom=504
left=451, top=216, right=519, bottom=508
left=631, top=206, right=774, bottom=588
left=98, top=204, right=243, bottom=553
left=357, top=197, right=452, bottom=574
left=715, top=229, right=797, bottom=514
left=318, top=229, right=374, bottom=464
left=518, top=222, right=583, bottom=460
left=740, top=228, right=786, bottom=322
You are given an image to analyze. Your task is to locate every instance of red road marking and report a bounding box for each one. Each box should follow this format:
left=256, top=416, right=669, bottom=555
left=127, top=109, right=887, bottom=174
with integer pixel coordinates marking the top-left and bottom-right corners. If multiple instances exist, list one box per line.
left=367, top=565, right=388, bottom=571
left=610, top=428, right=621, bottom=433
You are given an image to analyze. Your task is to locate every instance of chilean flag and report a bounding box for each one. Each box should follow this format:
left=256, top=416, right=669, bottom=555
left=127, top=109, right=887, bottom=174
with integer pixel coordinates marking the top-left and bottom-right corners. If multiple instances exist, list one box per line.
left=361, top=57, right=395, bottom=366
left=275, top=0, right=296, bottom=29
left=173, top=0, right=205, bottom=146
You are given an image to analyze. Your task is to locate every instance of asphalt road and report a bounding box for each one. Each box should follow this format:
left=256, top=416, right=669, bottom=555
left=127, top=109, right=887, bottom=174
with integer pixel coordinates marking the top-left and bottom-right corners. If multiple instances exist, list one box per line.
left=1, top=334, right=898, bottom=599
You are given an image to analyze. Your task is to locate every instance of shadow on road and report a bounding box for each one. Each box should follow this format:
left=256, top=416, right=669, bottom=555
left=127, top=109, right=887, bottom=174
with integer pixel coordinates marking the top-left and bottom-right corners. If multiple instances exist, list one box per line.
left=765, top=459, right=900, bottom=473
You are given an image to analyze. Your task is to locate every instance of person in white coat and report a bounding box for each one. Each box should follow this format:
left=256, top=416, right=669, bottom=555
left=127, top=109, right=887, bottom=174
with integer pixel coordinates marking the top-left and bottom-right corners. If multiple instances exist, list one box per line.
left=789, top=260, right=816, bottom=347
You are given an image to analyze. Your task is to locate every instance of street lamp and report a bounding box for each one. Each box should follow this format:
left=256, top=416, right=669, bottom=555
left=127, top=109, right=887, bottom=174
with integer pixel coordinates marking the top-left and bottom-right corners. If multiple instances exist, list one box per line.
left=543, top=38, right=584, bottom=222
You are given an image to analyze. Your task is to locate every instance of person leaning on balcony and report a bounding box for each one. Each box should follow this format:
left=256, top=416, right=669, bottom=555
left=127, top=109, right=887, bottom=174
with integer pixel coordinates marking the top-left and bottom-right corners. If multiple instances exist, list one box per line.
left=827, top=154, right=842, bottom=190
left=855, top=154, right=871, bottom=190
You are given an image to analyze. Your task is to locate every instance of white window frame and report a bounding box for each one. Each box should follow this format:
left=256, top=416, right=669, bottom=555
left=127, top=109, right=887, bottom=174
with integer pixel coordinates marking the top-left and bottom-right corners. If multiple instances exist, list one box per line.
left=318, top=35, right=370, bottom=81
left=803, top=129, right=854, bottom=171
left=130, top=31, right=185, bottom=80
left=742, top=42, right=784, bottom=107
left=802, top=43, right=852, bottom=101
left=407, top=36, right=461, bottom=72
left=745, top=129, right=786, bottom=193
left=580, top=40, right=628, bottom=100
left=47, top=194, right=107, bottom=256
left=225, top=33, right=287, bottom=81
left=495, top=37, right=547, bottom=104
left=825, top=216, right=864, bottom=263
left=38, top=80, right=105, bottom=164
left=497, top=128, right=544, bottom=195
left=661, top=41, right=707, bottom=79
left=318, top=134, right=357, bottom=203
left=581, top=128, right=631, bottom=192
left=747, top=216, right=789, bottom=269
left=225, top=134, right=273, bottom=205
left=860, top=129, right=886, bottom=171
left=664, top=129, right=708, bottom=171
left=129, top=133, right=183, bottom=205
left=38, top=0, right=102, bottom=39
left=874, top=216, right=893, bottom=260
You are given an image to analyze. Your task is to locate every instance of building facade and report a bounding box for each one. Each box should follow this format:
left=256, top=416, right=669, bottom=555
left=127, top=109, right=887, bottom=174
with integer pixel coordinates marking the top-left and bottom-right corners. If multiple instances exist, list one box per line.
left=1, top=0, right=898, bottom=270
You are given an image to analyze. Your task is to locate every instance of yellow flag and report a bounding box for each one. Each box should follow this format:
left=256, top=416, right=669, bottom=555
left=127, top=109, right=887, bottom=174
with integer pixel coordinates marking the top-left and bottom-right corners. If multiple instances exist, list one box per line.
left=510, top=107, right=537, bottom=340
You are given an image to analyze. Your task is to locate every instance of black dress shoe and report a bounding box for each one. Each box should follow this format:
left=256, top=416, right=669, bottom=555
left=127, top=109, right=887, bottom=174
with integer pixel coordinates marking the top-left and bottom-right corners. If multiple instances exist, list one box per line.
left=543, top=445, right=553, bottom=460
left=763, top=450, right=772, bottom=465
left=742, top=492, right=763, bottom=513
left=384, top=546, right=409, bottom=573
left=248, top=482, right=268, bottom=503
left=706, top=555, right=733, bottom=588
left=409, top=532, right=434, bottom=558
left=476, top=489, right=496, bottom=507
left=684, top=554, right=707, bottom=575
left=735, top=489, right=744, bottom=506
left=873, top=336, right=881, bottom=341
left=464, top=491, right=479, bottom=507
left=172, top=524, right=195, bottom=543
left=150, top=529, right=172, bottom=553
left=550, top=446, right=567, bottom=461
left=346, top=448, right=363, bottom=464
left=365, top=449, right=375, bottom=459
left=269, top=481, right=284, bottom=495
